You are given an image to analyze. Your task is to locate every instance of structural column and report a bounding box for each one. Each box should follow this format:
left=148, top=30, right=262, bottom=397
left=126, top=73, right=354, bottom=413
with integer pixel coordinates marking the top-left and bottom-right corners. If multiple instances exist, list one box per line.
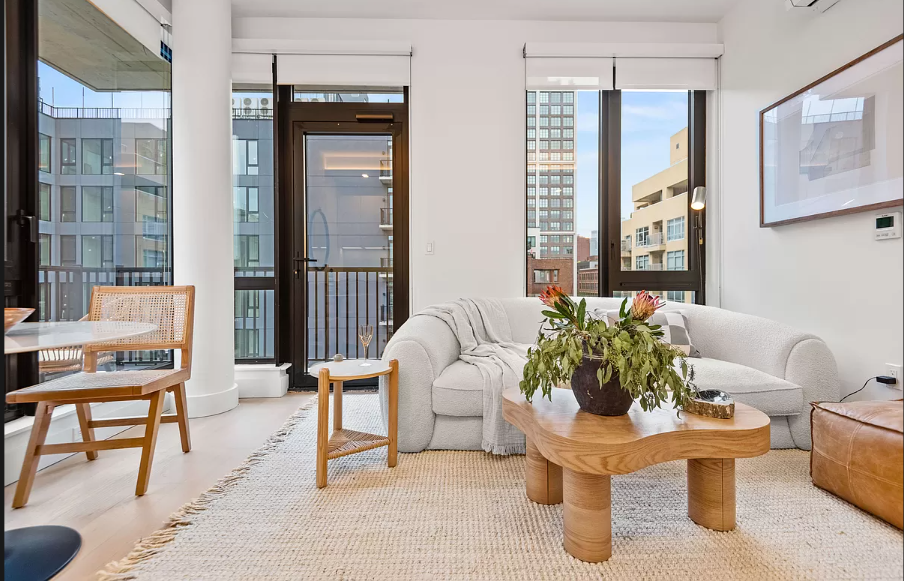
left=171, top=0, right=238, bottom=417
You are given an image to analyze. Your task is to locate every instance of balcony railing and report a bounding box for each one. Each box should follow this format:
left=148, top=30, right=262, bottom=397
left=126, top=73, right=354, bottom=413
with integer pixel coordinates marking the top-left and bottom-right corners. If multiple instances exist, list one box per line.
left=232, top=108, right=273, bottom=120
left=636, top=233, right=664, bottom=248
left=621, top=240, right=631, bottom=252
left=307, top=266, right=393, bottom=363
left=38, top=265, right=174, bottom=365
left=39, top=101, right=171, bottom=120
left=635, top=263, right=664, bottom=271
left=380, top=207, right=393, bottom=227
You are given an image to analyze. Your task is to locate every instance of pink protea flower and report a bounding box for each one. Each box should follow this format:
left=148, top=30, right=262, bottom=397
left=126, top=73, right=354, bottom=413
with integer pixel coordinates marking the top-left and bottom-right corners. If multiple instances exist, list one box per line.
left=539, top=285, right=567, bottom=309
left=630, top=290, right=664, bottom=321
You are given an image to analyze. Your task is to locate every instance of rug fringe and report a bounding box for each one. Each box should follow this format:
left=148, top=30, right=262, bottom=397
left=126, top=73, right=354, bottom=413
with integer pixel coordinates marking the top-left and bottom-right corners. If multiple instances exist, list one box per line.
left=97, top=396, right=319, bottom=581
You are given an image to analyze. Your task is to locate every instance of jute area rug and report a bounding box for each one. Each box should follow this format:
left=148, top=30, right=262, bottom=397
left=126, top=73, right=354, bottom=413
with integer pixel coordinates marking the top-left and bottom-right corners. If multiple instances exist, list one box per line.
left=101, top=394, right=903, bottom=580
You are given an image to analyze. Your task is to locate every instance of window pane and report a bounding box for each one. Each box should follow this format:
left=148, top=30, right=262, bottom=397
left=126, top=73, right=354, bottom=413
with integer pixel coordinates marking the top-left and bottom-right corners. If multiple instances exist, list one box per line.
left=39, top=134, right=51, bottom=172
left=293, top=88, right=404, bottom=103
left=232, top=88, right=274, bottom=277
left=527, top=90, right=598, bottom=297
left=620, top=91, right=689, bottom=272
left=36, top=0, right=173, bottom=380
left=234, top=289, right=275, bottom=359
left=39, top=183, right=51, bottom=221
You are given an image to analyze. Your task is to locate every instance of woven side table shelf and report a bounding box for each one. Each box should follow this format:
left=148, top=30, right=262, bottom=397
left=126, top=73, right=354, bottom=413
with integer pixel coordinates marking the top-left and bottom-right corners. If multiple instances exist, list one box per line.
left=310, top=359, right=399, bottom=488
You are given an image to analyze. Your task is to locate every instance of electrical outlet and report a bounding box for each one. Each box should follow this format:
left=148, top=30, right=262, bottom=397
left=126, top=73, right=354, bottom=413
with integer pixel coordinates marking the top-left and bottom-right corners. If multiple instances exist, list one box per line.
left=887, top=363, right=902, bottom=390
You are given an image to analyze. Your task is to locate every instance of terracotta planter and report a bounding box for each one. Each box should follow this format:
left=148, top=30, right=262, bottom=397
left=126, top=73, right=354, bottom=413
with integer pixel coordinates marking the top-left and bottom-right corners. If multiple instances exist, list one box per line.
left=571, top=356, right=634, bottom=416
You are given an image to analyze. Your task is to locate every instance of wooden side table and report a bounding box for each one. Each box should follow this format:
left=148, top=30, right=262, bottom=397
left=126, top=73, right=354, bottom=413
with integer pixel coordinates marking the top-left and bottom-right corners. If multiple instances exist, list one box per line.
left=310, top=359, right=399, bottom=488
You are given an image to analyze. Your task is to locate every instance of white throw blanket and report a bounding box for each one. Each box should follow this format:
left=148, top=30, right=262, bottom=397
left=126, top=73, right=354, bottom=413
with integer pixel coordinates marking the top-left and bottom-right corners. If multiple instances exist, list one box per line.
left=417, top=299, right=530, bottom=455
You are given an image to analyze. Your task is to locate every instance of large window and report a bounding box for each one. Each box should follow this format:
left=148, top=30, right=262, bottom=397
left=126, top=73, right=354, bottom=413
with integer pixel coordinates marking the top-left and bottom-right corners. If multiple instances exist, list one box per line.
left=233, top=86, right=275, bottom=361
left=39, top=133, right=51, bottom=172
left=136, top=138, right=167, bottom=175
left=32, top=0, right=173, bottom=374
left=61, top=138, right=77, bottom=174
left=525, top=82, right=704, bottom=302
left=39, top=183, right=51, bottom=221
left=81, top=138, right=114, bottom=175
left=82, top=235, right=113, bottom=268
left=82, top=186, right=114, bottom=222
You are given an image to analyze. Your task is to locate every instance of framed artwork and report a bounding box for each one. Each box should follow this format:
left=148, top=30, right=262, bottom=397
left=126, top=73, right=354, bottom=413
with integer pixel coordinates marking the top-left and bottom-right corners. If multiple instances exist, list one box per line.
left=760, top=35, right=903, bottom=227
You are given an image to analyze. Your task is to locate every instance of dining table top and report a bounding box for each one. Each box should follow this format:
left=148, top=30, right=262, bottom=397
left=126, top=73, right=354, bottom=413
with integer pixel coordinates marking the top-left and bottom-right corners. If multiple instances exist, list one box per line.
left=4, top=321, right=157, bottom=354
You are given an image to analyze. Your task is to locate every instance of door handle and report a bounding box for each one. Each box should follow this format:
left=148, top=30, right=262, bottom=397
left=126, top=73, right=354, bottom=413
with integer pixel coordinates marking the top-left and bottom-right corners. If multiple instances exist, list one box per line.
left=293, top=257, right=317, bottom=278
left=16, top=210, right=37, bottom=243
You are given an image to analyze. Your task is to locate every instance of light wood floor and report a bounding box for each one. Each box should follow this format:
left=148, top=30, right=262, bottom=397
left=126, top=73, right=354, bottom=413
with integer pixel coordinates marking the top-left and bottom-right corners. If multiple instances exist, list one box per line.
left=4, top=393, right=314, bottom=580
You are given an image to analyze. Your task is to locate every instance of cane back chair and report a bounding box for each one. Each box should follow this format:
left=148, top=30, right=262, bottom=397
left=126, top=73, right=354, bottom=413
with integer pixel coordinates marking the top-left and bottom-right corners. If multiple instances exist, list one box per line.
left=6, top=285, right=195, bottom=508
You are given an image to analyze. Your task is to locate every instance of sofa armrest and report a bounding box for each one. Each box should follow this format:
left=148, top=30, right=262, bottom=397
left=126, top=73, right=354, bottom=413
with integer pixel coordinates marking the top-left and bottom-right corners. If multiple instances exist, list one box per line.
left=784, top=338, right=840, bottom=450
left=380, top=315, right=460, bottom=453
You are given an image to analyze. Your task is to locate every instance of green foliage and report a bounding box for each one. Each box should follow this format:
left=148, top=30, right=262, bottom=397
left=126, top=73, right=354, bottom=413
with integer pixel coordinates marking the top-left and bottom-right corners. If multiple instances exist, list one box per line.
left=519, top=297, right=693, bottom=412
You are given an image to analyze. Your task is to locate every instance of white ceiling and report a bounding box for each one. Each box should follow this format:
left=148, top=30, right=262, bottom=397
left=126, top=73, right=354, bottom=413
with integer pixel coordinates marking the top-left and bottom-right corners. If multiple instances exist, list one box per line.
left=231, top=0, right=743, bottom=23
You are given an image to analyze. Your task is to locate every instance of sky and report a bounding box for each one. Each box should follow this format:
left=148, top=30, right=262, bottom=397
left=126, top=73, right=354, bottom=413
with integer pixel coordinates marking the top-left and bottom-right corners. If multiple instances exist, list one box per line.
left=574, top=90, right=690, bottom=238
left=39, top=62, right=170, bottom=110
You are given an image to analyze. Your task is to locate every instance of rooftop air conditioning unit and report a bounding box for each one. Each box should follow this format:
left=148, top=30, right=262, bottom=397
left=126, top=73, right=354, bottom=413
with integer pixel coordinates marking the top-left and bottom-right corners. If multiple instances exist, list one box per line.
left=785, top=0, right=841, bottom=12
left=260, top=97, right=271, bottom=107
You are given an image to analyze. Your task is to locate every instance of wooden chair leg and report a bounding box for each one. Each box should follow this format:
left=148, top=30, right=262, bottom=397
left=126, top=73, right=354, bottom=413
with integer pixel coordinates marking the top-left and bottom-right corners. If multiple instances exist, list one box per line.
left=75, top=403, right=98, bottom=461
left=13, top=402, right=55, bottom=508
left=135, top=390, right=166, bottom=496
left=172, top=382, right=191, bottom=453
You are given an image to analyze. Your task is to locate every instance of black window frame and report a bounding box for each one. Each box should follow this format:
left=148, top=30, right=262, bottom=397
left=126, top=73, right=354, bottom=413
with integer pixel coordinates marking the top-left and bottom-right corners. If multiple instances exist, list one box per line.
left=38, top=182, right=51, bottom=221
left=60, top=137, right=77, bottom=174
left=82, top=185, right=114, bottom=222
left=38, top=132, right=51, bottom=172
left=81, top=137, right=114, bottom=175
left=60, top=185, right=77, bottom=221
left=81, top=234, right=114, bottom=269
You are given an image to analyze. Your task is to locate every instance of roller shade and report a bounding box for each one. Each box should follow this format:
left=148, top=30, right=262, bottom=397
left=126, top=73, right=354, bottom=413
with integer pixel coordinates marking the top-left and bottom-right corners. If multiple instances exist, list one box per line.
left=232, top=53, right=272, bottom=84
left=614, top=58, right=717, bottom=91
left=276, top=54, right=410, bottom=87
left=526, top=58, right=613, bottom=91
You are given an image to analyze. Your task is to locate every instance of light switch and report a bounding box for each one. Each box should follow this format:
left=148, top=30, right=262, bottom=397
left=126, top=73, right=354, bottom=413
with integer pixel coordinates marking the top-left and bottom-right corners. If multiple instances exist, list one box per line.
left=426, top=242, right=434, bottom=255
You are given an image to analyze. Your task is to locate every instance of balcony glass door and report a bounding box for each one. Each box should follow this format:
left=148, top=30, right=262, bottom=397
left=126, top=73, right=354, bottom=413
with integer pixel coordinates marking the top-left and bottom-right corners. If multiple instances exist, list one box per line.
left=283, top=92, right=408, bottom=388
left=305, top=133, right=395, bottom=364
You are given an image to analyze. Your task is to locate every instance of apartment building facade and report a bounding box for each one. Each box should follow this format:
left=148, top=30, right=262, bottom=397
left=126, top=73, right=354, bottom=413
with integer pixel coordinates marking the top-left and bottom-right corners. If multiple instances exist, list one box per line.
left=619, top=127, right=693, bottom=303
left=526, top=90, right=577, bottom=295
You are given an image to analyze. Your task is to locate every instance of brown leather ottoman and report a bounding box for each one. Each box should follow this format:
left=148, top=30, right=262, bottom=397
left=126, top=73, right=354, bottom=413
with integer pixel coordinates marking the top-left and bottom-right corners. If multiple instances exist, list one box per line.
left=811, top=400, right=903, bottom=529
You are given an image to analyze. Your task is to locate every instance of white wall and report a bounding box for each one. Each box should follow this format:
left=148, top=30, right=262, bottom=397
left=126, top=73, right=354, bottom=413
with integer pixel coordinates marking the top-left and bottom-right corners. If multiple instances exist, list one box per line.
left=233, top=17, right=718, bottom=311
left=717, top=0, right=903, bottom=400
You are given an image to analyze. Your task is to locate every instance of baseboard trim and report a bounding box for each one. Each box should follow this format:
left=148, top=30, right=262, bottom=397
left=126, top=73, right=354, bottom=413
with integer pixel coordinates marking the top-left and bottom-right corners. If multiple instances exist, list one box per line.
left=235, top=363, right=292, bottom=399
left=186, top=383, right=239, bottom=418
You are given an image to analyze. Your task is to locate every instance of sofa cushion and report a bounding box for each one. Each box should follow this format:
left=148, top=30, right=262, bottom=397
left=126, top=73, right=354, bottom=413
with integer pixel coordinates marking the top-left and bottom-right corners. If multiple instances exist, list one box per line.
left=685, top=358, right=803, bottom=416
left=432, top=361, right=483, bottom=416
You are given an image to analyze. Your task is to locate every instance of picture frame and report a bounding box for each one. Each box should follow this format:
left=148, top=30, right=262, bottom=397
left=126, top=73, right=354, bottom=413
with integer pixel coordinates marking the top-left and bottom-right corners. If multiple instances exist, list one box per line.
left=759, top=35, right=903, bottom=227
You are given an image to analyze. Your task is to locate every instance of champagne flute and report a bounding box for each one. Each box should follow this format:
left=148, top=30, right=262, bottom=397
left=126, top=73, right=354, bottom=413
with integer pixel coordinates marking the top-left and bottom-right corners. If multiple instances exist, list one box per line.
left=358, top=324, right=374, bottom=366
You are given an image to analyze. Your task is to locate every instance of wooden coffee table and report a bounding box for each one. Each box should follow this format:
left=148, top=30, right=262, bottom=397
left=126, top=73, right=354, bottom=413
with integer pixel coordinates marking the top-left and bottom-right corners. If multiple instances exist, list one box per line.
left=502, top=387, right=770, bottom=563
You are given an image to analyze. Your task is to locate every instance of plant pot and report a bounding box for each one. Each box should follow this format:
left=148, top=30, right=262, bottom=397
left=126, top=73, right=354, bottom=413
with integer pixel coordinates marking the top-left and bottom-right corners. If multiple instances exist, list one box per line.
left=570, top=356, right=634, bottom=416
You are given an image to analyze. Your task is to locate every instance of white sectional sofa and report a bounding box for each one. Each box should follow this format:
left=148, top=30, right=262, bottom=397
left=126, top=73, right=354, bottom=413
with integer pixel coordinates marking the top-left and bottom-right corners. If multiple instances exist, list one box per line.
left=380, top=298, right=839, bottom=452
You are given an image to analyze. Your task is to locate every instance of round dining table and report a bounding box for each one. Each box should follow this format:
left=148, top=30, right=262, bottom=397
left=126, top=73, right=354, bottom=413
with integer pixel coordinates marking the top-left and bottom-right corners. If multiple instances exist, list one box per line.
left=4, top=320, right=157, bottom=581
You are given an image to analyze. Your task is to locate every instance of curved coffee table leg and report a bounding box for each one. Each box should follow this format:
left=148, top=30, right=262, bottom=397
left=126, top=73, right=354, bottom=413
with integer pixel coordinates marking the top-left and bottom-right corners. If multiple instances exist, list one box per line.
left=688, top=458, right=736, bottom=531
left=525, top=438, right=562, bottom=505
left=563, top=469, right=611, bottom=563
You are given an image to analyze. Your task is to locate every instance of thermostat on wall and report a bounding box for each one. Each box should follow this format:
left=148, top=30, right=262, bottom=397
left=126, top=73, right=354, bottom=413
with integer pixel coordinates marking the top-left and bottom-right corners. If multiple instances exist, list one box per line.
left=875, top=211, right=902, bottom=240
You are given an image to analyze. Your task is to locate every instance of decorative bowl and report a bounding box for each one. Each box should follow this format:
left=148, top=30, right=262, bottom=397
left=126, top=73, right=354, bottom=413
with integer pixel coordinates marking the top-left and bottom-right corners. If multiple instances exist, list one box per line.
left=4, top=308, right=34, bottom=334
left=683, top=389, right=735, bottom=419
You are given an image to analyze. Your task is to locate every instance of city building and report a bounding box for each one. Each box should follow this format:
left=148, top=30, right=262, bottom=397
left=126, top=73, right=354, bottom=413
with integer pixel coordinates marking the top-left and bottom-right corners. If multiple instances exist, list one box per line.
left=619, top=127, right=693, bottom=303
left=36, top=99, right=171, bottom=323
left=525, top=90, right=577, bottom=295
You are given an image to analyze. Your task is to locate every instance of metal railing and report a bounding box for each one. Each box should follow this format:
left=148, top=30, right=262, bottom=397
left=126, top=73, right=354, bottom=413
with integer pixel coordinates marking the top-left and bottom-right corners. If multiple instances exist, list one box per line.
left=635, top=263, right=664, bottom=271
left=39, top=101, right=171, bottom=120
left=38, top=265, right=173, bottom=365
left=636, top=233, right=664, bottom=248
left=307, top=266, right=393, bottom=363
left=232, top=108, right=273, bottom=120
left=380, top=207, right=393, bottom=226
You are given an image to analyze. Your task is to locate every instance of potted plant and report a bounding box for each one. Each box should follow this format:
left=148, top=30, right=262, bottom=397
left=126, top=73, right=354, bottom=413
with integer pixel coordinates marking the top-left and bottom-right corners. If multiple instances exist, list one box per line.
left=519, top=286, right=693, bottom=416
